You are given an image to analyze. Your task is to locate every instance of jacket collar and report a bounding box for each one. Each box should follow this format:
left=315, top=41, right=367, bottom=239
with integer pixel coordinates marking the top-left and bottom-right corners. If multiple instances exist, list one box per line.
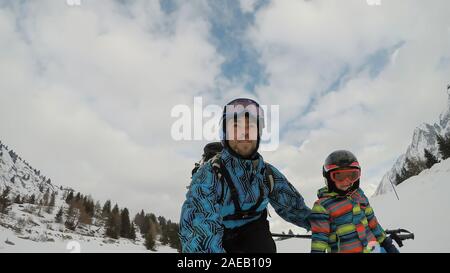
left=317, top=186, right=368, bottom=204
left=221, top=148, right=265, bottom=183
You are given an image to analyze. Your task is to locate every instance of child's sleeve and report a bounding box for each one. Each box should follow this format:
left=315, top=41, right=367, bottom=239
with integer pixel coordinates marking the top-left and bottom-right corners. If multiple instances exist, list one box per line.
left=365, top=204, right=387, bottom=244
left=310, top=201, right=331, bottom=253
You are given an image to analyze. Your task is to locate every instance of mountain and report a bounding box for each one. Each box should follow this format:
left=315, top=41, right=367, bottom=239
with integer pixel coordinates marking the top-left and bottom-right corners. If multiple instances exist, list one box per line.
left=374, top=90, right=450, bottom=196
left=0, top=140, right=179, bottom=252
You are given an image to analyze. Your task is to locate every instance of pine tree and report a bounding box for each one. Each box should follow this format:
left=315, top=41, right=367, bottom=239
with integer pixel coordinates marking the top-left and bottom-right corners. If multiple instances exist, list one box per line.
left=94, top=201, right=102, bottom=219
left=167, top=222, right=181, bottom=252
left=65, top=201, right=80, bottom=230
left=129, top=223, right=137, bottom=240
left=49, top=192, right=56, bottom=207
left=83, top=197, right=94, bottom=218
left=148, top=213, right=161, bottom=234
left=424, top=149, right=439, bottom=169
left=145, top=229, right=156, bottom=251
left=13, top=194, right=22, bottom=204
left=395, top=157, right=426, bottom=185
left=437, top=134, right=450, bottom=160
left=160, top=226, right=170, bottom=246
left=102, top=200, right=111, bottom=219
left=158, top=216, right=167, bottom=228
left=29, top=194, right=36, bottom=204
left=142, top=214, right=152, bottom=236
left=105, top=204, right=121, bottom=239
left=0, top=187, right=12, bottom=214
left=134, top=210, right=145, bottom=232
left=65, top=191, right=74, bottom=204
left=75, top=192, right=81, bottom=202
left=55, top=207, right=64, bottom=223
left=78, top=204, right=92, bottom=225
left=42, top=189, right=50, bottom=206
left=120, top=208, right=131, bottom=238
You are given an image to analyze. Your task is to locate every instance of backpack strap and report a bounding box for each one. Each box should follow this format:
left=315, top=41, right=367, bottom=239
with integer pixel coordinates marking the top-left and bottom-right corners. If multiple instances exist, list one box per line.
left=210, top=154, right=226, bottom=204
left=217, top=159, right=243, bottom=214
left=210, top=155, right=276, bottom=221
left=264, top=163, right=275, bottom=194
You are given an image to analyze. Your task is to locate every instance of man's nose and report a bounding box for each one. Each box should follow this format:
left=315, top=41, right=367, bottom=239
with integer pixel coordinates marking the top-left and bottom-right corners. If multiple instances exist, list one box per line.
left=238, top=128, right=250, bottom=140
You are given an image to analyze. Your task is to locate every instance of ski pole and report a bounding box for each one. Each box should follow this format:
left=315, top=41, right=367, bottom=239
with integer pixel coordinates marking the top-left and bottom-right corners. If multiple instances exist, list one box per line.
left=271, top=233, right=312, bottom=239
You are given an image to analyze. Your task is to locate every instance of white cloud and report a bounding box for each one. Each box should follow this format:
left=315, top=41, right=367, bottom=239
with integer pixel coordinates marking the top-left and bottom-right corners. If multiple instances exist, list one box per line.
left=1, top=0, right=450, bottom=237
left=248, top=0, right=450, bottom=232
left=239, top=0, right=258, bottom=13
left=0, top=0, right=223, bottom=219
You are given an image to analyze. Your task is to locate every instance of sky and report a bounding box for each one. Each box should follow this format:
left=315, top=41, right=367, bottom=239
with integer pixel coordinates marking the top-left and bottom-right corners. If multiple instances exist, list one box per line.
left=1, top=0, right=450, bottom=233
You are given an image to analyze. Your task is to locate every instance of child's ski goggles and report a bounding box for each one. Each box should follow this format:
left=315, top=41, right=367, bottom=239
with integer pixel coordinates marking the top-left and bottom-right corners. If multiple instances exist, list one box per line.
left=329, top=168, right=361, bottom=185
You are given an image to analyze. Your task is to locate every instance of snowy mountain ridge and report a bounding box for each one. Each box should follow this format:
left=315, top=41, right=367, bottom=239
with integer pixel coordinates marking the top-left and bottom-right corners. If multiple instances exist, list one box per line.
left=374, top=91, right=450, bottom=196
left=0, top=140, right=178, bottom=253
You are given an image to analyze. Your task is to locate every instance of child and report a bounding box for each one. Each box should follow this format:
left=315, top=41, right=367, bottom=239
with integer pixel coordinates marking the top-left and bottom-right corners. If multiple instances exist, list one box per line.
left=310, top=150, right=399, bottom=253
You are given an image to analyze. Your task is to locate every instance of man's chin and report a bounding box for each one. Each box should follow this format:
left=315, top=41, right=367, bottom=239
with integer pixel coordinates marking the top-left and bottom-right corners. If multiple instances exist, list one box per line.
left=237, top=146, right=256, bottom=157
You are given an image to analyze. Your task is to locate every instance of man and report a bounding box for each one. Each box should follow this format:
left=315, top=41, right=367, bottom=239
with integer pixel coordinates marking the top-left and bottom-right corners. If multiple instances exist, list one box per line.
left=179, top=98, right=311, bottom=253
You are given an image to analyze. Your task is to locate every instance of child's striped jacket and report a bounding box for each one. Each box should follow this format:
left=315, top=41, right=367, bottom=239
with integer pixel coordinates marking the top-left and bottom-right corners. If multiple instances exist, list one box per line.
left=310, top=187, right=387, bottom=253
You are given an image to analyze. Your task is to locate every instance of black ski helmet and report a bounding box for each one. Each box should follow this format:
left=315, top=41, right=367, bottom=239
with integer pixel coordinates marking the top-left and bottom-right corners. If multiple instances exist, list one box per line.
left=322, top=150, right=361, bottom=195
left=220, top=98, right=265, bottom=159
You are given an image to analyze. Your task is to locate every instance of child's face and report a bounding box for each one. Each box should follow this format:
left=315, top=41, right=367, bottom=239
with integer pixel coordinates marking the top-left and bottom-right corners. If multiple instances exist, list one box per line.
left=334, top=178, right=355, bottom=191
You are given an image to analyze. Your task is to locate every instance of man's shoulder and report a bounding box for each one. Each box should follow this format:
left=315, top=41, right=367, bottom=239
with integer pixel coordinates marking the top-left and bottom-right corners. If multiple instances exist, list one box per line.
left=191, top=161, right=218, bottom=188
left=263, top=162, right=284, bottom=179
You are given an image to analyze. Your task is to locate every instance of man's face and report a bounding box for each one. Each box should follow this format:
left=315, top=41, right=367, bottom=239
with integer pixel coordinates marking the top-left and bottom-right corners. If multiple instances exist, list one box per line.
left=226, top=115, right=258, bottom=157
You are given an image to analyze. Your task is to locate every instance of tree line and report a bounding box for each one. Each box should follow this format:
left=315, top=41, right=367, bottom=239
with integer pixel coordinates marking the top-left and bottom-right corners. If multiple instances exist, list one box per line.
left=395, top=132, right=450, bottom=185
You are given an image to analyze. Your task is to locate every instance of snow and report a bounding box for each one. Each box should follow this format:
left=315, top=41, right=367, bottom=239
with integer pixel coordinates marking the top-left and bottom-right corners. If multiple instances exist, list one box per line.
left=0, top=141, right=178, bottom=253
left=375, top=93, right=450, bottom=196
left=0, top=226, right=176, bottom=253
left=276, top=158, right=450, bottom=253
left=2, top=150, right=449, bottom=253
left=0, top=201, right=178, bottom=253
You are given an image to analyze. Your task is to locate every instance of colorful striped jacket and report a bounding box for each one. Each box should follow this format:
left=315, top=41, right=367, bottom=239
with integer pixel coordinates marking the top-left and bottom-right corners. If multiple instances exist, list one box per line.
left=310, top=187, right=387, bottom=253
left=179, top=148, right=311, bottom=253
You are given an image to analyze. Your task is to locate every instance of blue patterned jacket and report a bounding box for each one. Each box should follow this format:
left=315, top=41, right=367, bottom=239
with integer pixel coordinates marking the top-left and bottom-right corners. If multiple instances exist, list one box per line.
left=179, top=148, right=311, bottom=253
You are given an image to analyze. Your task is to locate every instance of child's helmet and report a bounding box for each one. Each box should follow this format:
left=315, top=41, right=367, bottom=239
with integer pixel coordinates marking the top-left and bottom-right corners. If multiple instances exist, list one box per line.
left=323, top=150, right=361, bottom=195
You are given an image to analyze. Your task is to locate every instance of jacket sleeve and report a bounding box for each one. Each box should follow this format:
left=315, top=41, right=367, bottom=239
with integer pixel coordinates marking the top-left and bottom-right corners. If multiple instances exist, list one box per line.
left=179, top=163, right=225, bottom=253
left=310, top=201, right=331, bottom=253
left=364, top=204, right=387, bottom=244
left=267, top=165, right=311, bottom=231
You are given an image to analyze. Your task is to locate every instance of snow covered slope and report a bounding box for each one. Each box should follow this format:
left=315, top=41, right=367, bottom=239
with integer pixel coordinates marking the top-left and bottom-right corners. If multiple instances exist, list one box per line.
left=0, top=142, right=60, bottom=199
left=0, top=141, right=178, bottom=253
left=277, top=158, right=450, bottom=253
left=375, top=92, right=450, bottom=195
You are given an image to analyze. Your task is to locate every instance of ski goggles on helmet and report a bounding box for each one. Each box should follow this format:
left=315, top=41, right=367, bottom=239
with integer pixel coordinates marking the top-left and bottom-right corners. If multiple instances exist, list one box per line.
left=324, top=161, right=360, bottom=172
left=329, top=168, right=361, bottom=185
left=223, top=98, right=265, bottom=129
